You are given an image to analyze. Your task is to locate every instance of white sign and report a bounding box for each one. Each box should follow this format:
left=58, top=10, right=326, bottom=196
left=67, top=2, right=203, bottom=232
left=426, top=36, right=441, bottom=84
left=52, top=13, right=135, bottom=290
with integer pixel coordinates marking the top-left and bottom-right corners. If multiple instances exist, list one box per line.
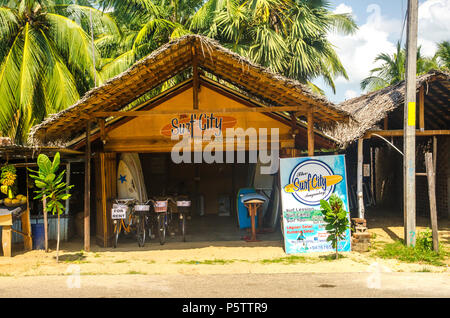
left=112, top=204, right=127, bottom=219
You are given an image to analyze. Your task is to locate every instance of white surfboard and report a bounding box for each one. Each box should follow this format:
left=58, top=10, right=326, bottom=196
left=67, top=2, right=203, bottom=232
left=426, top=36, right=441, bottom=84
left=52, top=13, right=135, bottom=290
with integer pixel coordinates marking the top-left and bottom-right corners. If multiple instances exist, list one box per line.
left=117, top=159, right=140, bottom=201
left=117, top=153, right=148, bottom=202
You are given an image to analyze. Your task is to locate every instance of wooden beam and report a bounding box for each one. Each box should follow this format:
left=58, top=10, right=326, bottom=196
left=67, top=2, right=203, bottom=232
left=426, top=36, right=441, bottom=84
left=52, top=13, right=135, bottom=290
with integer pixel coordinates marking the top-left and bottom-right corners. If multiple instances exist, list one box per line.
left=192, top=45, right=199, bottom=110
left=364, top=129, right=450, bottom=138
left=307, top=109, right=314, bottom=156
left=419, top=86, right=425, bottom=131
left=357, top=138, right=365, bottom=219
left=384, top=116, right=389, bottom=130
left=92, top=106, right=311, bottom=117
left=84, top=120, right=91, bottom=252
left=98, top=118, right=106, bottom=144
left=425, top=152, right=439, bottom=253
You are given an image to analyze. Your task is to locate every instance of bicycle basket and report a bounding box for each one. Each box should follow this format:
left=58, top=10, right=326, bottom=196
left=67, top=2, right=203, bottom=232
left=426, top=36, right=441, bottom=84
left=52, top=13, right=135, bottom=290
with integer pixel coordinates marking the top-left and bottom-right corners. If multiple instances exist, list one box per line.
left=176, top=201, right=191, bottom=207
left=154, top=200, right=168, bottom=212
left=135, top=204, right=150, bottom=212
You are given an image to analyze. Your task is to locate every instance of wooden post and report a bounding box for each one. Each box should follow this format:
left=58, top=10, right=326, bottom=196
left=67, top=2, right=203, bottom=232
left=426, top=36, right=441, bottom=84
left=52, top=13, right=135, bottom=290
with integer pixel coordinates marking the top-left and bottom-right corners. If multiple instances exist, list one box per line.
left=419, top=86, right=425, bottom=131
left=357, top=138, right=365, bottom=219
left=84, top=120, right=91, bottom=252
left=192, top=45, right=199, bottom=110
left=403, top=0, right=418, bottom=247
left=43, top=197, right=48, bottom=252
left=425, top=153, right=439, bottom=253
left=23, top=160, right=32, bottom=251
left=307, top=110, right=314, bottom=157
left=100, top=153, right=108, bottom=247
left=384, top=116, right=389, bottom=130
left=1, top=226, right=11, bottom=257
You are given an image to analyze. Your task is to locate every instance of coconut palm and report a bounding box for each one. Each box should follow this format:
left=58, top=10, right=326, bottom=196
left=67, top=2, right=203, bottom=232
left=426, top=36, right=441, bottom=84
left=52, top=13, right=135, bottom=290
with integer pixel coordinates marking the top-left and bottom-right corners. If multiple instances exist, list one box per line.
left=97, top=0, right=356, bottom=94
left=360, top=41, right=439, bottom=92
left=0, top=0, right=117, bottom=143
left=96, top=0, right=198, bottom=81
left=435, top=40, right=450, bottom=70
left=190, top=0, right=357, bottom=93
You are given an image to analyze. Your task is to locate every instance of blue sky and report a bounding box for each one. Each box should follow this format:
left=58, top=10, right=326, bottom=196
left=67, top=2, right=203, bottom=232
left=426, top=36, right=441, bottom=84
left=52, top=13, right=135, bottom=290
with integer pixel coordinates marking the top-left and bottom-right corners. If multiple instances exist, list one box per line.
left=315, top=0, right=450, bottom=103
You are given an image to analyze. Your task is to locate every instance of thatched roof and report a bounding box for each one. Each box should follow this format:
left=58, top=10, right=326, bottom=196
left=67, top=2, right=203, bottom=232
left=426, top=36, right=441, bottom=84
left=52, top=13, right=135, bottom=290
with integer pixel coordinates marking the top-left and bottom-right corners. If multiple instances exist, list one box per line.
left=0, top=144, right=83, bottom=160
left=326, top=69, right=450, bottom=146
left=29, top=34, right=349, bottom=145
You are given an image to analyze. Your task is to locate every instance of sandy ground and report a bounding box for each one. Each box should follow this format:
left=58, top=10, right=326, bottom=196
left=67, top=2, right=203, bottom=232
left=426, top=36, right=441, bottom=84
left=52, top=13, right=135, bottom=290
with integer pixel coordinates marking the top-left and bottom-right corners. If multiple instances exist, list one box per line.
left=0, top=214, right=448, bottom=277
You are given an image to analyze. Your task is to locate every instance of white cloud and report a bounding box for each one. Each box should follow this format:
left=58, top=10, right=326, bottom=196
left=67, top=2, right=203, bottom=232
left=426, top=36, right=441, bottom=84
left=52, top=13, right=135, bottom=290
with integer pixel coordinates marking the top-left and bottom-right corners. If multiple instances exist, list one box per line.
left=328, top=4, right=400, bottom=85
left=344, top=89, right=358, bottom=100
left=334, top=3, right=356, bottom=19
left=318, top=0, right=450, bottom=103
left=418, top=0, right=450, bottom=56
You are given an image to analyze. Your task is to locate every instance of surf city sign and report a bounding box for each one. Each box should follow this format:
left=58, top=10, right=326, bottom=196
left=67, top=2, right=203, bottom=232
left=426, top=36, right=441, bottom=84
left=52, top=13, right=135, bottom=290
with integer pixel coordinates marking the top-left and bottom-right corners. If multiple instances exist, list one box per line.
left=284, top=159, right=343, bottom=206
left=160, top=113, right=237, bottom=138
left=279, top=155, right=351, bottom=254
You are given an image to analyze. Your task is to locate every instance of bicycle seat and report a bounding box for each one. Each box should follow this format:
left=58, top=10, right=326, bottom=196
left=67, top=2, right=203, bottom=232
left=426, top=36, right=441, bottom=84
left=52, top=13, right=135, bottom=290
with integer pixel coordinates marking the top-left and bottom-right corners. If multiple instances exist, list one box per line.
left=240, top=193, right=267, bottom=204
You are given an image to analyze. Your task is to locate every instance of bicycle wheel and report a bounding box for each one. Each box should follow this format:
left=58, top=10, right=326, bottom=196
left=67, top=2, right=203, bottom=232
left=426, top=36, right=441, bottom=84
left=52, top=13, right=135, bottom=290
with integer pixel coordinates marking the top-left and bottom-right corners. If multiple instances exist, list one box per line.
left=137, top=213, right=146, bottom=247
left=158, top=213, right=166, bottom=245
left=180, top=214, right=186, bottom=242
left=113, top=221, right=120, bottom=248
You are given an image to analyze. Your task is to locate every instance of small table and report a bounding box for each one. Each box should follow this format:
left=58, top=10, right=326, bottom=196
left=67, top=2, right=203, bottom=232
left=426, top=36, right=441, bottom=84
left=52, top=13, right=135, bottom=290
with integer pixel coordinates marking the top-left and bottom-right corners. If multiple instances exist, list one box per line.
left=0, top=205, right=32, bottom=257
left=240, top=193, right=267, bottom=242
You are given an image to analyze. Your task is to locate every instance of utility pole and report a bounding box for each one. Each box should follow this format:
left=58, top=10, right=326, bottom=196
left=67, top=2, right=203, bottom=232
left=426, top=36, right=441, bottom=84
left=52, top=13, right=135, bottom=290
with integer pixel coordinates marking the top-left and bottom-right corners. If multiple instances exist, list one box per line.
left=404, top=0, right=418, bottom=247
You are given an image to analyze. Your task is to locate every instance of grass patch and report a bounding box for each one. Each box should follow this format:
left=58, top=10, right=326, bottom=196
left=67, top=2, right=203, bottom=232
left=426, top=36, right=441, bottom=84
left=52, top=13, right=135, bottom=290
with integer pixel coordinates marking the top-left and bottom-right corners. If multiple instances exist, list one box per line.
left=259, top=255, right=308, bottom=264
left=416, top=267, right=432, bottom=272
left=60, top=252, right=89, bottom=264
left=375, top=240, right=447, bottom=266
left=176, top=259, right=235, bottom=265
left=94, top=253, right=101, bottom=258
left=127, top=270, right=146, bottom=275
left=0, top=273, right=12, bottom=277
left=320, top=254, right=347, bottom=261
left=114, top=260, right=128, bottom=264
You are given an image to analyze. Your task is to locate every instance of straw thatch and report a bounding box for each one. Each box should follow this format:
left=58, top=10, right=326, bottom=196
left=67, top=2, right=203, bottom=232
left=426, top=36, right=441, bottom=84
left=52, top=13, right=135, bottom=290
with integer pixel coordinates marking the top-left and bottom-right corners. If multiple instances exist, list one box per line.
left=29, top=34, right=349, bottom=146
left=326, top=69, right=450, bottom=147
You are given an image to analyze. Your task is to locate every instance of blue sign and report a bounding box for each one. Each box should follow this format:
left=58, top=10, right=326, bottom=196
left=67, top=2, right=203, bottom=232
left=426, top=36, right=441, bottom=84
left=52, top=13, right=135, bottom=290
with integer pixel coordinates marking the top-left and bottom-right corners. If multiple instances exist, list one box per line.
left=279, top=155, right=351, bottom=254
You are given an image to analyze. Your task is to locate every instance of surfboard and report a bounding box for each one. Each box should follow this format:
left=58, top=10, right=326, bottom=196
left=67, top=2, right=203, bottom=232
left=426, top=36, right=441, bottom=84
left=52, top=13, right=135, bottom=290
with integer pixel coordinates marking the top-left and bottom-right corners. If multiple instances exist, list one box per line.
left=117, top=153, right=148, bottom=202
left=122, top=153, right=148, bottom=202
left=117, top=159, right=139, bottom=201
left=236, top=188, right=256, bottom=229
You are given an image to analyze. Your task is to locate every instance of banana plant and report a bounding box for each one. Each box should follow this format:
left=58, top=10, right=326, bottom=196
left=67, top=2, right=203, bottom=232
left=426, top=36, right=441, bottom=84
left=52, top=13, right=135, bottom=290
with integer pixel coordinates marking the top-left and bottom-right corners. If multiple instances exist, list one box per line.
left=320, top=194, right=350, bottom=259
left=28, top=152, right=73, bottom=262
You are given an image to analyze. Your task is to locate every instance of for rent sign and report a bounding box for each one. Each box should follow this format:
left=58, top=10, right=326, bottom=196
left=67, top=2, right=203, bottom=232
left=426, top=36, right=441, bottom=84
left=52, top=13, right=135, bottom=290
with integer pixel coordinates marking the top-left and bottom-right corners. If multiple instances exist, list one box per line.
left=279, top=155, right=351, bottom=254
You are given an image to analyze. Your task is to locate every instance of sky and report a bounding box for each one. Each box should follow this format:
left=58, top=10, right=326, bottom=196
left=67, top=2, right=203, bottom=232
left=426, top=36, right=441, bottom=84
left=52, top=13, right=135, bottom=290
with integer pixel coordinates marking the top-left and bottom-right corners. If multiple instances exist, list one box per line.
left=315, top=0, right=450, bottom=103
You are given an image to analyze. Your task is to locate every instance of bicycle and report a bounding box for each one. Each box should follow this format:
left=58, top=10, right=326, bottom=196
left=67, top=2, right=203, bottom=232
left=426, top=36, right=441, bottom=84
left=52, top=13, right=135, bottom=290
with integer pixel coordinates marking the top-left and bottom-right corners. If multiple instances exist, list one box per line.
left=175, top=195, right=191, bottom=242
left=111, top=198, right=136, bottom=248
left=134, top=200, right=152, bottom=247
left=149, top=197, right=174, bottom=245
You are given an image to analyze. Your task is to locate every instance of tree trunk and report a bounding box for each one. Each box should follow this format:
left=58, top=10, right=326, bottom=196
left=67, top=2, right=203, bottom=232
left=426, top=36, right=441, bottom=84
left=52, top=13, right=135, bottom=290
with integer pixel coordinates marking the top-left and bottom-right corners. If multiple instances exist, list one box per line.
left=335, top=230, right=339, bottom=259
left=43, top=198, right=48, bottom=253
left=56, top=211, right=60, bottom=263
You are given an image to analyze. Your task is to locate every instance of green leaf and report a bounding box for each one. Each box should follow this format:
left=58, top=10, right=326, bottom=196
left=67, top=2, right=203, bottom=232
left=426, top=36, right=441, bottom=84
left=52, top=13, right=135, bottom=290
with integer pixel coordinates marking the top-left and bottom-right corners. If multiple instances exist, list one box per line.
left=37, top=154, right=52, bottom=175
left=51, top=152, right=60, bottom=173
left=35, top=180, right=46, bottom=188
left=45, top=173, right=56, bottom=183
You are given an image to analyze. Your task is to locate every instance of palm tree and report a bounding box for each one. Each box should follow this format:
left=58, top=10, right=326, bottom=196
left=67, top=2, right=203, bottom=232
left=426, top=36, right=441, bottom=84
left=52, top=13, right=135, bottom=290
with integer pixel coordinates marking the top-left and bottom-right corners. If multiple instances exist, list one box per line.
left=361, top=41, right=439, bottom=92
left=435, top=40, right=450, bottom=70
left=0, top=0, right=117, bottom=143
left=98, top=0, right=356, bottom=94
left=190, top=0, right=358, bottom=93
left=97, top=0, right=199, bottom=81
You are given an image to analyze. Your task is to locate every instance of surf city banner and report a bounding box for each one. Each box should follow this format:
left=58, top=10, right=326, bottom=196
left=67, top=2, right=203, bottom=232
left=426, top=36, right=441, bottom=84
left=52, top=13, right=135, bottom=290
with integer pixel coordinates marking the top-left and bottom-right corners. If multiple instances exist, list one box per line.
left=279, top=155, right=351, bottom=254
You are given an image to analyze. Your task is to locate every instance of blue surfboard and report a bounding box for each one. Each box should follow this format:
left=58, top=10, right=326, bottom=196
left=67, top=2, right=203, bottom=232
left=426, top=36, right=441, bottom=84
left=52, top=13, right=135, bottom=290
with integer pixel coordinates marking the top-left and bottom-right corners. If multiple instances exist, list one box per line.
left=236, top=188, right=256, bottom=229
